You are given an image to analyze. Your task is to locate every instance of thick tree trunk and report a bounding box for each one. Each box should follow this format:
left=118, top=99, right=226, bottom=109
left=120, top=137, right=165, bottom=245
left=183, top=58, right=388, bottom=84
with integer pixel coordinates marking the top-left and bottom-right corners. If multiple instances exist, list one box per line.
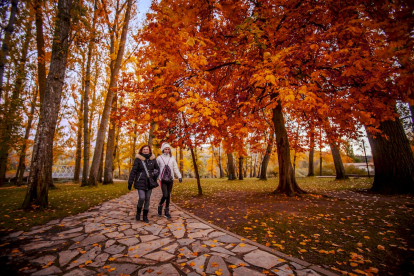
left=367, top=119, right=414, bottom=194
left=227, top=153, right=235, bottom=180
left=308, top=130, right=315, bottom=176
left=103, top=93, right=117, bottom=184
left=253, top=154, right=257, bottom=177
left=34, top=0, right=47, bottom=104
left=190, top=147, right=202, bottom=195
left=218, top=146, right=224, bottom=178
left=179, top=147, right=183, bottom=177
left=250, top=154, right=253, bottom=177
left=0, top=0, right=18, bottom=101
left=244, top=157, right=248, bottom=177
left=22, top=0, right=73, bottom=210
left=88, top=0, right=132, bottom=186
left=257, top=154, right=262, bottom=178
left=148, top=121, right=156, bottom=147
left=74, top=96, right=83, bottom=182
left=330, top=143, right=348, bottom=180
left=239, top=157, right=244, bottom=180
left=15, top=89, right=38, bottom=186
left=260, top=135, right=273, bottom=180
left=272, top=102, right=306, bottom=196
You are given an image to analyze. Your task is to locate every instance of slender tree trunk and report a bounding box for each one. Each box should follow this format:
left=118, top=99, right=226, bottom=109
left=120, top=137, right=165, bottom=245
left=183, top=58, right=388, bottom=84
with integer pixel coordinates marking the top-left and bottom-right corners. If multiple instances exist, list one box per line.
left=239, top=156, right=243, bottom=180
left=0, top=0, right=18, bottom=101
left=97, top=145, right=104, bottom=183
left=250, top=154, right=253, bottom=177
left=244, top=156, right=248, bottom=177
left=367, top=119, right=414, bottom=194
left=330, top=143, right=348, bottom=180
left=148, top=121, right=156, bottom=147
left=260, top=135, right=273, bottom=180
left=227, top=153, right=235, bottom=180
left=15, top=88, right=38, bottom=186
left=308, top=126, right=315, bottom=176
left=272, top=101, right=306, bottom=196
left=88, top=0, right=132, bottom=186
left=103, top=93, right=117, bottom=184
left=218, top=146, right=224, bottom=178
left=257, top=153, right=262, bottom=178
left=22, top=0, right=73, bottom=210
left=74, top=96, right=83, bottom=182
left=190, top=147, right=202, bottom=195
left=179, top=147, right=183, bottom=177
left=253, top=154, right=257, bottom=177
left=410, top=105, right=414, bottom=133
left=34, top=0, right=47, bottom=104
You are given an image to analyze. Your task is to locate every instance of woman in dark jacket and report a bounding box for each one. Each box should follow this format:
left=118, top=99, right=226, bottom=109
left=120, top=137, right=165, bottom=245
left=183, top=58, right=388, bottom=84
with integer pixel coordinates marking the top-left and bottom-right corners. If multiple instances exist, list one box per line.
left=128, top=145, right=159, bottom=223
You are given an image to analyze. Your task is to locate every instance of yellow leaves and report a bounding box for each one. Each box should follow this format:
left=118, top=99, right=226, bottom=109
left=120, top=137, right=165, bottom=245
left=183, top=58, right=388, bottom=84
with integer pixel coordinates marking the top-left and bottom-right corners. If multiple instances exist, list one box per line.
left=84, top=260, right=92, bottom=265
left=180, top=263, right=186, bottom=267
left=211, top=262, right=219, bottom=267
left=350, top=262, right=358, bottom=267
left=214, top=271, right=223, bottom=275
left=228, top=265, right=237, bottom=269
left=186, top=37, right=195, bottom=47
left=239, top=243, right=246, bottom=247
left=377, top=245, right=385, bottom=250
left=144, top=114, right=151, bottom=121
left=189, top=262, right=195, bottom=267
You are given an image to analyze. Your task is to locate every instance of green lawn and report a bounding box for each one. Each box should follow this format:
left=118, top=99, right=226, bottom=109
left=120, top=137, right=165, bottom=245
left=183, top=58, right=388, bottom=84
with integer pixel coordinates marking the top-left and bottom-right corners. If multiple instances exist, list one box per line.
left=173, top=177, right=414, bottom=275
left=0, top=181, right=129, bottom=234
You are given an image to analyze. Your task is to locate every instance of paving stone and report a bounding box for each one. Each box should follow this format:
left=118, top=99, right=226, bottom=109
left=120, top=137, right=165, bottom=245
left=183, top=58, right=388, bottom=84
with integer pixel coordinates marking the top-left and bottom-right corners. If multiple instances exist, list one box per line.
left=188, top=272, right=201, bottom=276
left=177, top=238, right=194, bottom=246
left=62, top=268, right=95, bottom=276
left=72, top=234, right=107, bottom=248
left=191, top=240, right=210, bottom=254
left=114, top=256, right=157, bottom=265
left=211, top=246, right=236, bottom=256
left=107, top=263, right=140, bottom=276
left=244, top=249, right=284, bottom=269
left=232, top=243, right=258, bottom=254
left=205, top=255, right=230, bottom=276
left=144, top=251, right=175, bottom=262
left=272, top=264, right=295, bottom=276
left=23, top=226, right=53, bottom=236
left=187, top=222, right=211, bottom=229
left=21, top=241, right=55, bottom=251
left=214, top=234, right=241, bottom=244
left=105, top=231, right=124, bottom=239
left=46, top=219, right=61, bottom=225
left=172, top=229, right=185, bottom=238
left=31, top=265, right=62, bottom=276
left=295, top=269, right=321, bottom=276
left=67, top=246, right=101, bottom=269
left=233, top=267, right=266, bottom=276
left=105, top=239, right=116, bottom=248
left=88, top=253, right=109, bottom=267
left=210, top=252, right=230, bottom=258
left=9, top=231, right=24, bottom=238
left=124, top=229, right=136, bottom=236
left=59, top=250, right=80, bottom=267
left=208, top=231, right=227, bottom=239
left=51, top=232, right=83, bottom=241
left=30, top=255, right=56, bottom=266
left=104, top=244, right=126, bottom=254
left=188, top=229, right=215, bottom=239
left=188, top=255, right=207, bottom=274
left=72, top=234, right=87, bottom=243
left=291, top=261, right=304, bottom=270
left=165, top=242, right=179, bottom=254
left=128, top=237, right=174, bottom=257
left=85, top=223, right=105, bottom=233
left=140, top=235, right=159, bottom=242
left=225, top=256, right=250, bottom=266
left=137, top=263, right=179, bottom=276
left=143, top=224, right=163, bottom=235
left=117, top=237, right=140, bottom=246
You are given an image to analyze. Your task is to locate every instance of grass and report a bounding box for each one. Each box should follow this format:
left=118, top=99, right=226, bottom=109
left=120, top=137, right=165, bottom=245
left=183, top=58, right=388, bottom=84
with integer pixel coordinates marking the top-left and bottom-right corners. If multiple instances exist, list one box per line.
left=173, top=177, right=414, bottom=276
left=0, top=181, right=129, bottom=234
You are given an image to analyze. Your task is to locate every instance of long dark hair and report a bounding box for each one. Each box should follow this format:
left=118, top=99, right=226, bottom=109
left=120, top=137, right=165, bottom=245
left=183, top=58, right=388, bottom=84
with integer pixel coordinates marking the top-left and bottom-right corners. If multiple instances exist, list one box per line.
left=139, top=144, right=152, bottom=155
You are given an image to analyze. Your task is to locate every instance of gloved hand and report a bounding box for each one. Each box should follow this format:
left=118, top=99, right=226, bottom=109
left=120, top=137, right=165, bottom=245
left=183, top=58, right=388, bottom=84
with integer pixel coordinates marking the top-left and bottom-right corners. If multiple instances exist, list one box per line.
left=179, top=178, right=182, bottom=183
left=128, top=184, right=132, bottom=191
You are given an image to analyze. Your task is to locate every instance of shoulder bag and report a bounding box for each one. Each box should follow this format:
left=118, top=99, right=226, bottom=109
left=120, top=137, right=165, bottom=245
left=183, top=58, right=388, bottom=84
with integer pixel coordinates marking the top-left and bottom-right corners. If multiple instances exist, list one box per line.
left=141, top=160, right=159, bottom=189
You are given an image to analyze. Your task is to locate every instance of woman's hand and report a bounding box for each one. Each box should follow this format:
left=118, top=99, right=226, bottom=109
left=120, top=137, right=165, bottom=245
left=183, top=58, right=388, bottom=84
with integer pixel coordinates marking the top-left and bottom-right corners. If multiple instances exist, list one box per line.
left=157, top=179, right=161, bottom=185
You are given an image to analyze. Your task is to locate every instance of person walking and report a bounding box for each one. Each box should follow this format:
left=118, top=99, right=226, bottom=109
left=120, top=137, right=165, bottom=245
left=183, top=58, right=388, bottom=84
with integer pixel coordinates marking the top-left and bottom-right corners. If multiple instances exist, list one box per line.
left=156, top=142, right=182, bottom=219
left=128, top=145, right=159, bottom=223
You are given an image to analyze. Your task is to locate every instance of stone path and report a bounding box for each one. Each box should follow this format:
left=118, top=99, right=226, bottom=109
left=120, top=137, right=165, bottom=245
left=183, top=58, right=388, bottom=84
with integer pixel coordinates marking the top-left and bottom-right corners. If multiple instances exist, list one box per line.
left=1, top=188, right=337, bottom=276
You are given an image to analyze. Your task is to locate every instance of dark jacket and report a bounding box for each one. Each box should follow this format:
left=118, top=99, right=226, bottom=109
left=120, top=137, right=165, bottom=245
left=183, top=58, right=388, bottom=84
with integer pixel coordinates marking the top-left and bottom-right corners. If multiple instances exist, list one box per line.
left=128, top=154, right=160, bottom=191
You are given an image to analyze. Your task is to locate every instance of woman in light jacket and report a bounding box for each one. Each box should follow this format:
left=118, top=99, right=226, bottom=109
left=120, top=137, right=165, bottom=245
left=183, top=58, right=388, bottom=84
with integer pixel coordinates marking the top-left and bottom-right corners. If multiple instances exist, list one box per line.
left=156, top=142, right=182, bottom=219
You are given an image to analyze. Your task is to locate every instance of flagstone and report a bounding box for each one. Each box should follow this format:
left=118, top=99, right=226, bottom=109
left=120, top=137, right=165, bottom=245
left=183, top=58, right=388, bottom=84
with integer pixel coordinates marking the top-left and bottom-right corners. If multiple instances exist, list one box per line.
left=107, top=263, right=140, bottom=276
left=88, top=252, right=109, bottom=267
left=67, top=246, right=101, bottom=269
left=208, top=231, right=227, bottom=239
left=85, top=223, right=104, bottom=233
left=172, top=229, right=186, bottom=238
left=211, top=246, right=236, bottom=256
left=143, top=224, right=164, bottom=235
left=187, top=222, right=211, bottom=229
left=70, top=234, right=106, bottom=249
left=205, top=255, right=230, bottom=276
left=104, top=244, right=126, bottom=254
left=191, top=240, right=210, bottom=254
left=188, top=229, right=214, bottom=239
left=233, top=267, right=266, bottom=276
left=165, top=242, right=179, bottom=254
left=137, top=263, right=180, bottom=276
left=128, top=237, right=174, bottom=257
left=23, top=226, right=53, bottom=236
left=105, top=239, right=116, bottom=248
left=59, top=250, right=80, bottom=267
left=72, top=234, right=87, bottom=242
left=295, top=269, right=321, bottom=276
left=244, top=249, right=283, bottom=269
left=124, top=229, right=136, bottom=236
left=21, top=241, right=55, bottom=251
left=114, top=256, right=158, bottom=265
left=31, top=265, right=62, bottom=276
left=9, top=231, right=24, bottom=238
left=140, top=235, right=159, bottom=243
left=188, top=255, right=207, bottom=274
left=30, top=255, right=56, bottom=266
left=214, top=234, right=241, bottom=244
left=117, top=237, right=140, bottom=246
left=144, top=251, right=175, bottom=262
left=225, top=256, right=250, bottom=266
left=62, top=268, right=95, bottom=276
left=178, top=238, right=194, bottom=246
left=231, top=243, right=258, bottom=254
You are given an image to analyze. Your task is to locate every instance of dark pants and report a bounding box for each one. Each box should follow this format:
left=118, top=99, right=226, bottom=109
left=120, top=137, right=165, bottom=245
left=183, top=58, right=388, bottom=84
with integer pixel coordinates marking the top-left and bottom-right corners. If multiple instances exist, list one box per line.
left=159, top=180, right=173, bottom=208
left=137, top=189, right=152, bottom=209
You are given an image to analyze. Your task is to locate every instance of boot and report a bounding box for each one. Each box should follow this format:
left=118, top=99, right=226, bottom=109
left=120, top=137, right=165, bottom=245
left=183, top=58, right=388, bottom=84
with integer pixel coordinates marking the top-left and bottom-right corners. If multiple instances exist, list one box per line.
left=164, top=207, right=171, bottom=219
left=143, top=209, right=149, bottom=223
left=136, top=206, right=142, bottom=221
left=157, top=204, right=163, bottom=217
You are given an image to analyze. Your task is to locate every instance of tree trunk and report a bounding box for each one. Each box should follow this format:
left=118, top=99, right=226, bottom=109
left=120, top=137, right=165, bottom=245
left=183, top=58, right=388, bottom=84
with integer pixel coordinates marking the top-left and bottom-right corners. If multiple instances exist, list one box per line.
left=0, top=0, right=18, bottom=101
left=74, top=96, right=83, bottom=182
left=253, top=154, right=257, bottom=177
left=0, top=19, right=32, bottom=186
left=103, top=93, right=117, bottom=184
left=179, top=147, right=183, bottom=177
left=227, top=153, right=235, bottom=180
left=272, top=101, right=306, bottom=196
left=148, top=121, right=156, bottom=147
left=34, top=0, right=47, bottom=104
left=330, top=143, right=348, bottom=180
left=239, top=157, right=243, bottom=180
left=257, top=153, right=261, bottom=178
left=244, top=156, right=248, bottom=177
left=260, top=135, right=273, bottom=180
left=367, top=119, right=414, bottom=194
left=218, top=146, right=224, bottom=178
left=88, top=0, right=132, bottom=186
left=15, top=88, right=38, bottom=186
left=81, top=0, right=98, bottom=186
left=22, top=0, right=73, bottom=210
left=97, top=145, right=104, bottom=183
left=190, top=147, right=202, bottom=195
left=308, top=129, right=315, bottom=176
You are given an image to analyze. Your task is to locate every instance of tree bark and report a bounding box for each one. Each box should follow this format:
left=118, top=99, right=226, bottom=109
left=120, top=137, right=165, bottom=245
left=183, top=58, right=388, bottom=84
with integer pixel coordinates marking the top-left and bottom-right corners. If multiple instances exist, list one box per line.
left=88, top=0, right=132, bottom=186
left=239, top=156, right=244, bottom=180
left=179, top=147, right=184, bottom=177
left=257, top=153, right=261, bottom=178
left=330, top=143, right=348, bottom=180
left=253, top=154, right=257, bottom=177
left=22, top=0, right=73, bottom=210
left=190, top=147, right=202, bottom=195
left=272, top=101, right=306, bottom=196
left=308, top=129, right=315, bottom=176
left=74, top=96, right=83, bottom=182
left=218, top=145, right=224, bottom=178
left=148, top=121, right=156, bottom=147
left=260, top=135, right=273, bottom=180
left=97, top=145, right=104, bottom=183
left=103, top=93, right=117, bottom=184
left=0, top=0, right=18, bottom=101
left=227, top=153, right=235, bottom=180
left=367, top=119, right=414, bottom=194
left=34, top=0, right=47, bottom=104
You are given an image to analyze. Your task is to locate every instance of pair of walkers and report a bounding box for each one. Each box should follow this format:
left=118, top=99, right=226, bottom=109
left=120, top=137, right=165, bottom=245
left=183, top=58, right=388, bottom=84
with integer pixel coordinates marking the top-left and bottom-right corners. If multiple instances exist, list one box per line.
left=127, top=142, right=182, bottom=223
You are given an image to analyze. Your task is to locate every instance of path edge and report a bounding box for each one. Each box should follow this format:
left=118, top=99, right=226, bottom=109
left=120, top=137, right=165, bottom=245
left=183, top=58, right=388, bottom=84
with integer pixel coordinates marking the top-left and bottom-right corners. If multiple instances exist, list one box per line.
left=171, top=201, right=338, bottom=276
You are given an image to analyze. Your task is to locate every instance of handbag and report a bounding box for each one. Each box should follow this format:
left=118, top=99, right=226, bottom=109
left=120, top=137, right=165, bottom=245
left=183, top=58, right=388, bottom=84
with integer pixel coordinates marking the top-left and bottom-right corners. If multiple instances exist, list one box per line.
left=141, top=160, right=159, bottom=189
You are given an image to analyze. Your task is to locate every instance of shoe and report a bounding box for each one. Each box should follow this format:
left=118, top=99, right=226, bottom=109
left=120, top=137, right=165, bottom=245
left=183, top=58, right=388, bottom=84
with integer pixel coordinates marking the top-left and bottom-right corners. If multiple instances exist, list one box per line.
left=143, top=209, right=149, bottom=223
left=157, top=205, right=163, bottom=217
left=164, top=207, right=171, bottom=219
left=136, top=206, right=142, bottom=221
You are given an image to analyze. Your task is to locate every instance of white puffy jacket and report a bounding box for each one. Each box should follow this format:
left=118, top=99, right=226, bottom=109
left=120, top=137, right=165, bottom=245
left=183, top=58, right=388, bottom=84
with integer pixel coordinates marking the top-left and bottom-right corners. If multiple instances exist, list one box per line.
left=156, top=154, right=182, bottom=180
